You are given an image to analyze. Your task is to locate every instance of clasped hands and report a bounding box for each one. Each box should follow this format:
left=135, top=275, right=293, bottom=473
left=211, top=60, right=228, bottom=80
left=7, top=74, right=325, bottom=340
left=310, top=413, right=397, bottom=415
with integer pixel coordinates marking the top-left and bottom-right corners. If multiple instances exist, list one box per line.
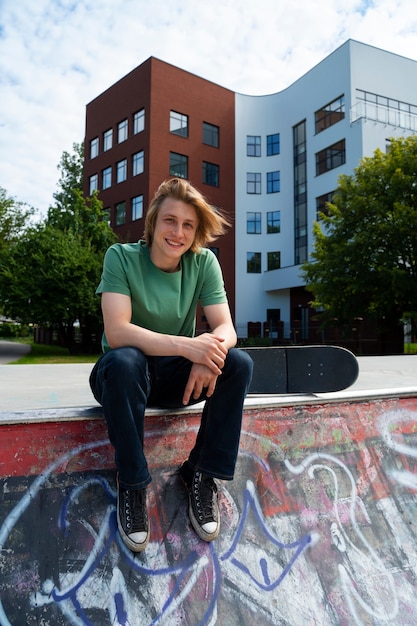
left=182, top=333, right=227, bottom=405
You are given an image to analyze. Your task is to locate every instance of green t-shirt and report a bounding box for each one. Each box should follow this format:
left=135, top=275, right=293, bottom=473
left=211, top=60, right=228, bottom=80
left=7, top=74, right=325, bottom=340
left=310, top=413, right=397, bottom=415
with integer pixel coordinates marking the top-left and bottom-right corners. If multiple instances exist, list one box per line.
left=96, top=240, right=228, bottom=352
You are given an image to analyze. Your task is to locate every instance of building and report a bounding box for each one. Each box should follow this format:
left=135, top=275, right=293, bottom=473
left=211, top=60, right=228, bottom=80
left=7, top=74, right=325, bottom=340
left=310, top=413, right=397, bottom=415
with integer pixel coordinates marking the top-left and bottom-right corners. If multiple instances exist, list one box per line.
left=83, top=57, right=236, bottom=331
left=83, top=40, right=417, bottom=344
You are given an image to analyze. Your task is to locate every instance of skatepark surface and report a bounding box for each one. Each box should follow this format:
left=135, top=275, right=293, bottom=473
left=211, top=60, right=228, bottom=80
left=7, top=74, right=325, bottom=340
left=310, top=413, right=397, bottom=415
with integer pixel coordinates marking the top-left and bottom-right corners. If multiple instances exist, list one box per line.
left=1, top=345, right=417, bottom=625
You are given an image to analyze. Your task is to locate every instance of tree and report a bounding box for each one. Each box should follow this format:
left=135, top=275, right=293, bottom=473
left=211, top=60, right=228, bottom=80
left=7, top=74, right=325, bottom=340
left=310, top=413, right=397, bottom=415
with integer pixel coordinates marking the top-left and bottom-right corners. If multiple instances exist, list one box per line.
left=302, top=135, right=417, bottom=338
left=47, top=141, right=84, bottom=230
left=0, top=188, right=34, bottom=317
left=0, top=187, right=34, bottom=257
left=0, top=145, right=117, bottom=352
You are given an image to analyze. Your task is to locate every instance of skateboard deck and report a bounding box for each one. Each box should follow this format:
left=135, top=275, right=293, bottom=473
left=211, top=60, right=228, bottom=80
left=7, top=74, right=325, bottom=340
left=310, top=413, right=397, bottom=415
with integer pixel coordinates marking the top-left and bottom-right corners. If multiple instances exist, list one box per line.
left=241, top=345, right=359, bottom=394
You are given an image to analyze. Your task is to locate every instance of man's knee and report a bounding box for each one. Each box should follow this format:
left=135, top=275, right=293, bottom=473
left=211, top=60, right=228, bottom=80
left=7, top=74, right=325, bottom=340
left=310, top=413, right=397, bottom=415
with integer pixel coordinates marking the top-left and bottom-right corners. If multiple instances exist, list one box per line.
left=99, top=347, right=148, bottom=383
left=226, top=348, right=254, bottom=381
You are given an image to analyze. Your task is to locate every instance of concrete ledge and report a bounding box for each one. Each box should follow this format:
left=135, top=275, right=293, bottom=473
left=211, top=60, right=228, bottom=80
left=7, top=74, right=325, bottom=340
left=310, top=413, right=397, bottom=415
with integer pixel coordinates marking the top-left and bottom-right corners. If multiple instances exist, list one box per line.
left=2, top=386, right=417, bottom=425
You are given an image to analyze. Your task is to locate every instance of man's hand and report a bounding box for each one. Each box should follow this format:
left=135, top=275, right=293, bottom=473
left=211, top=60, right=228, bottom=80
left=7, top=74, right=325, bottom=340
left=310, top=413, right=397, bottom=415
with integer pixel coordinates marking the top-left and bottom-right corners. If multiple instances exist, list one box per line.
left=182, top=363, right=219, bottom=405
left=184, top=332, right=228, bottom=374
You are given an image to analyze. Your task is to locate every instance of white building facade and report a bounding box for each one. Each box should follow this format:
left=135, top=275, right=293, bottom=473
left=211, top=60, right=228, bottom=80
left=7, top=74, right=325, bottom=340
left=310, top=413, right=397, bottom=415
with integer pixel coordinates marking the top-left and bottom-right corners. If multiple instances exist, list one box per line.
left=234, top=40, right=417, bottom=340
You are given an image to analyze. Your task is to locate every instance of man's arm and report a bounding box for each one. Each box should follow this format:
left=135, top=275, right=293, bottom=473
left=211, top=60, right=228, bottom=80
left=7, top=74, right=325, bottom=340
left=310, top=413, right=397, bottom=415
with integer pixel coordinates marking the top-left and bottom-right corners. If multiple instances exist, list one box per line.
left=101, top=292, right=227, bottom=375
left=203, top=302, right=237, bottom=350
left=182, top=302, right=237, bottom=404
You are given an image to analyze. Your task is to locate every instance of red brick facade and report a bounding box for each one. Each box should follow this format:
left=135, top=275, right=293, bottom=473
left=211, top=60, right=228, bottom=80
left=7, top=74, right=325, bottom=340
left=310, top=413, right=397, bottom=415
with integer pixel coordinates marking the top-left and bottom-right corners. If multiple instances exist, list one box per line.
left=84, top=57, right=236, bottom=325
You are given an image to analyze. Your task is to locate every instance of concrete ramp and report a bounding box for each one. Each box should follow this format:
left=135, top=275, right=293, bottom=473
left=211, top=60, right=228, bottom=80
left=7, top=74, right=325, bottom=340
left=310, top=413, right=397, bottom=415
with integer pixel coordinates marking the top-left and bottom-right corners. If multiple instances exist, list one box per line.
left=1, top=393, right=417, bottom=625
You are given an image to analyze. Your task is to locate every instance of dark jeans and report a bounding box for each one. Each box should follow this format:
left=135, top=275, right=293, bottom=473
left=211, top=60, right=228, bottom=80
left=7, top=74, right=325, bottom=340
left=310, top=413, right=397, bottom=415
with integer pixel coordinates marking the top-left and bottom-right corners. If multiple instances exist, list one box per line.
left=89, top=347, right=253, bottom=489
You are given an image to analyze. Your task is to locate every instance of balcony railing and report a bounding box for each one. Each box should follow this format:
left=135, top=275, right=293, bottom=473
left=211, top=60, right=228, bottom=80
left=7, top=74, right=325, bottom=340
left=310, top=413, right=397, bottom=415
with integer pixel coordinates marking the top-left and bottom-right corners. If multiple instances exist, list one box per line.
left=350, top=101, right=417, bottom=132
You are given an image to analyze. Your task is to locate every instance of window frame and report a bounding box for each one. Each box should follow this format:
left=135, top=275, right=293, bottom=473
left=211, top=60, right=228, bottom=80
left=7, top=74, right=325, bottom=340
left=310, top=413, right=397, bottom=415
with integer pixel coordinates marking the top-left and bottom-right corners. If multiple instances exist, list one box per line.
left=203, top=122, right=219, bottom=147
left=247, top=252, right=262, bottom=273
left=169, top=152, right=188, bottom=178
left=202, top=161, right=219, bottom=187
left=170, top=110, right=189, bottom=138
left=267, top=210, right=280, bottom=233
left=115, top=201, right=126, bottom=226
left=247, top=135, right=261, bottom=157
left=132, top=150, right=144, bottom=177
left=118, top=119, right=128, bottom=143
left=102, top=166, right=112, bottom=190
left=132, top=195, right=143, bottom=221
left=267, top=251, right=281, bottom=271
left=267, top=171, right=280, bottom=194
left=247, top=172, right=261, bottom=194
left=315, top=95, right=345, bottom=133
left=316, top=139, right=346, bottom=176
left=103, top=129, right=113, bottom=152
left=89, top=173, right=98, bottom=195
left=116, top=159, right=127, bottom=183
left=246, top=212, right=262, bottom=234
left=90, top=137, right=99, bottom=159
left=133, top=109, right=145, bottom=134
left=266, top=133, right=280, bottom=156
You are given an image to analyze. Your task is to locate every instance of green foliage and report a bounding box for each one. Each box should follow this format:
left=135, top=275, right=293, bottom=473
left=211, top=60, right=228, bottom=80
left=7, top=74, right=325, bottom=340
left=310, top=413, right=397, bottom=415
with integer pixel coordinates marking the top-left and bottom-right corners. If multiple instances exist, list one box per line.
left=0, top=187, right=34, bottom=256
left=302, top=136, right=417, bottom=332
left=0, top=144, right=117, bottom=352
left=0, top=322, right=31, bottom=338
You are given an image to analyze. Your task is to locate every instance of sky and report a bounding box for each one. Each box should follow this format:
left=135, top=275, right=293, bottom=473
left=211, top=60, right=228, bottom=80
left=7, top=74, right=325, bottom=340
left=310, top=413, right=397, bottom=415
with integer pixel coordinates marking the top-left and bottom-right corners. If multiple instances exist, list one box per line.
left=1, top=0, right=417, bottom=216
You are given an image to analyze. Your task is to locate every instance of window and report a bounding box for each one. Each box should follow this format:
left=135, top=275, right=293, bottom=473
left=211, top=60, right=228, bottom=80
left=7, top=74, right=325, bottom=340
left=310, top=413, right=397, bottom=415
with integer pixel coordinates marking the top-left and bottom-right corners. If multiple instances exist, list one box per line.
left=267, top=251, right=281, bottom=271
left=203, top=122, right=219, bottom=147
left=102, top=166, right=112, bottom=190
left=316, top=139, right=346, bottom=175
left=170, top=111, right=188, bottom=137
left=316, top=191, right=335, bottom=219
left=315, top=95, right=345, bottom=133
left=90, top=137, right=99, bottom=159
left=293, top=120, right=308, bottom=265
left=267, top=211, right=280, bottom=233
left=116, top=159, right=127, bottom=183
left=132, top=151, right=144, bottom=176
left=202, top=161, right=219, bottom=187
left=247, top=135, right=261, bottom=157
left=247, top=252, right=261, bottom=273
left=247, top=212, right=261, bottom=234
left=103, top=129, right=112, bottom=152
left=132, top=195, right=143, bottom=221
left=266, top=308, right=281, bottom=337
left=89, top=174, right=98, bottom=195
left=102, top=207, right=111, bottom=226
left=267, top=133, right=280, bottom=156
left=118, top=119, right=128, bottom=143
left=267, top=171, right=280, bottom=193
left=115, top=201, right=126, bottom=226
left=133, top=109, right=145, bottom=134
left=170, top=152, right=188, bottom=178
left=247, top=172, right=261, bottom=194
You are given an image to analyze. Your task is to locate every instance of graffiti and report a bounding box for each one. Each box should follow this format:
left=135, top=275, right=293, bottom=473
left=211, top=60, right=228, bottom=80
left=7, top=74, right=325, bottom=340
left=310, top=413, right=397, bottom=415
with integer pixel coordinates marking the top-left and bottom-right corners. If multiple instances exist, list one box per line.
left=1, top=398, right=417, bottom=624
left=286, top=452, right=398, bottom=625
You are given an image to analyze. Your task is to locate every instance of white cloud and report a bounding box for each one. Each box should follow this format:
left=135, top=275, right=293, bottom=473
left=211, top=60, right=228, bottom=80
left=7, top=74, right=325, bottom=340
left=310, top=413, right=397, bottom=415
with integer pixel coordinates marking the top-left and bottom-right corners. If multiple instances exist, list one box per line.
left=1, top=0, right=417, bottom=214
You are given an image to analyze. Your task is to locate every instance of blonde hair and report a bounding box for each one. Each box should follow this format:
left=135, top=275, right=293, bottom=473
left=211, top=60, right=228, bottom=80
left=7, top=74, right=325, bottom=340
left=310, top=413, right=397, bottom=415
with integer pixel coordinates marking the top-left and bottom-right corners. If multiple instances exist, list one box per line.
left=144, top=178, right=230, bottom=253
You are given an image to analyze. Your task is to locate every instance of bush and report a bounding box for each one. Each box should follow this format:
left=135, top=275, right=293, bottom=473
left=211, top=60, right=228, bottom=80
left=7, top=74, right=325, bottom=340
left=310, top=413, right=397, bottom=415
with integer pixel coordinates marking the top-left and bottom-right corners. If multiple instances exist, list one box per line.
left=0, top=322, right=32, bottom=339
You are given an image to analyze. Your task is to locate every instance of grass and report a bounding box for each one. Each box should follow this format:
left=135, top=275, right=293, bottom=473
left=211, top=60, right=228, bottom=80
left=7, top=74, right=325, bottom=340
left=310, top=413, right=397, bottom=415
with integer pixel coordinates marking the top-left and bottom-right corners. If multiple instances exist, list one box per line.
left=3, top=337, right=100, bottom=364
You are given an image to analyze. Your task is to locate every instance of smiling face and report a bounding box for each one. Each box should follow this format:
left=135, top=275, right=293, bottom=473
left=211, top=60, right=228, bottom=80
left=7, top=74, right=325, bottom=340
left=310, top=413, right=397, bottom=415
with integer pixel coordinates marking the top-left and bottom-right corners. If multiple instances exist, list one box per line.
left=149, top=197, right=198, bottom=272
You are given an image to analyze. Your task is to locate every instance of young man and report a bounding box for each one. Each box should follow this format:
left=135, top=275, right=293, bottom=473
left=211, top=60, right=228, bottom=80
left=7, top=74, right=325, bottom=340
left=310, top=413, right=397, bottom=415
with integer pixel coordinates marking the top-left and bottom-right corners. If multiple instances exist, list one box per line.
left=90, top=178, right=253, bottom=552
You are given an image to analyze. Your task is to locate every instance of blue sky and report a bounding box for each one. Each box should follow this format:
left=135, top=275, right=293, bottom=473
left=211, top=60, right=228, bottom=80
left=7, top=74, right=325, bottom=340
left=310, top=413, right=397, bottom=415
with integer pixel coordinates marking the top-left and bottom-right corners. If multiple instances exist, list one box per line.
left=1, top=0, right=416, bottom=215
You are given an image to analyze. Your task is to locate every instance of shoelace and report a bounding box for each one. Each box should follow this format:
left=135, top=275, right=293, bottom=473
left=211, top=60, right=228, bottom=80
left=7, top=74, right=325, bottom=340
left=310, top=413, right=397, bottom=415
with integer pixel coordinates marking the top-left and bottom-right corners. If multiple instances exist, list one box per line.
left=124, top=488, right=147, bottom=532
left=193, top=473, right=217, bottom=521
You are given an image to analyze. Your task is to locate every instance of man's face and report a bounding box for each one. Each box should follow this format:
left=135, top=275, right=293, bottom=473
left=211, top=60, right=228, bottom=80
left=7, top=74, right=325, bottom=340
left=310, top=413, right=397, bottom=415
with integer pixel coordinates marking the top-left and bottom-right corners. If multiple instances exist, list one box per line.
left=150, top=197, right=198, bottom=271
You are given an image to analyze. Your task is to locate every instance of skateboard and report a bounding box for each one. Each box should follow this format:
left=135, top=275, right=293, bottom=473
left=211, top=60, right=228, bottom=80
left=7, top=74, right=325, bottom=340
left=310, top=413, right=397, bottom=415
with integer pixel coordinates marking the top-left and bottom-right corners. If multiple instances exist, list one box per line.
left=241, top=345, right=359, bottom=394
